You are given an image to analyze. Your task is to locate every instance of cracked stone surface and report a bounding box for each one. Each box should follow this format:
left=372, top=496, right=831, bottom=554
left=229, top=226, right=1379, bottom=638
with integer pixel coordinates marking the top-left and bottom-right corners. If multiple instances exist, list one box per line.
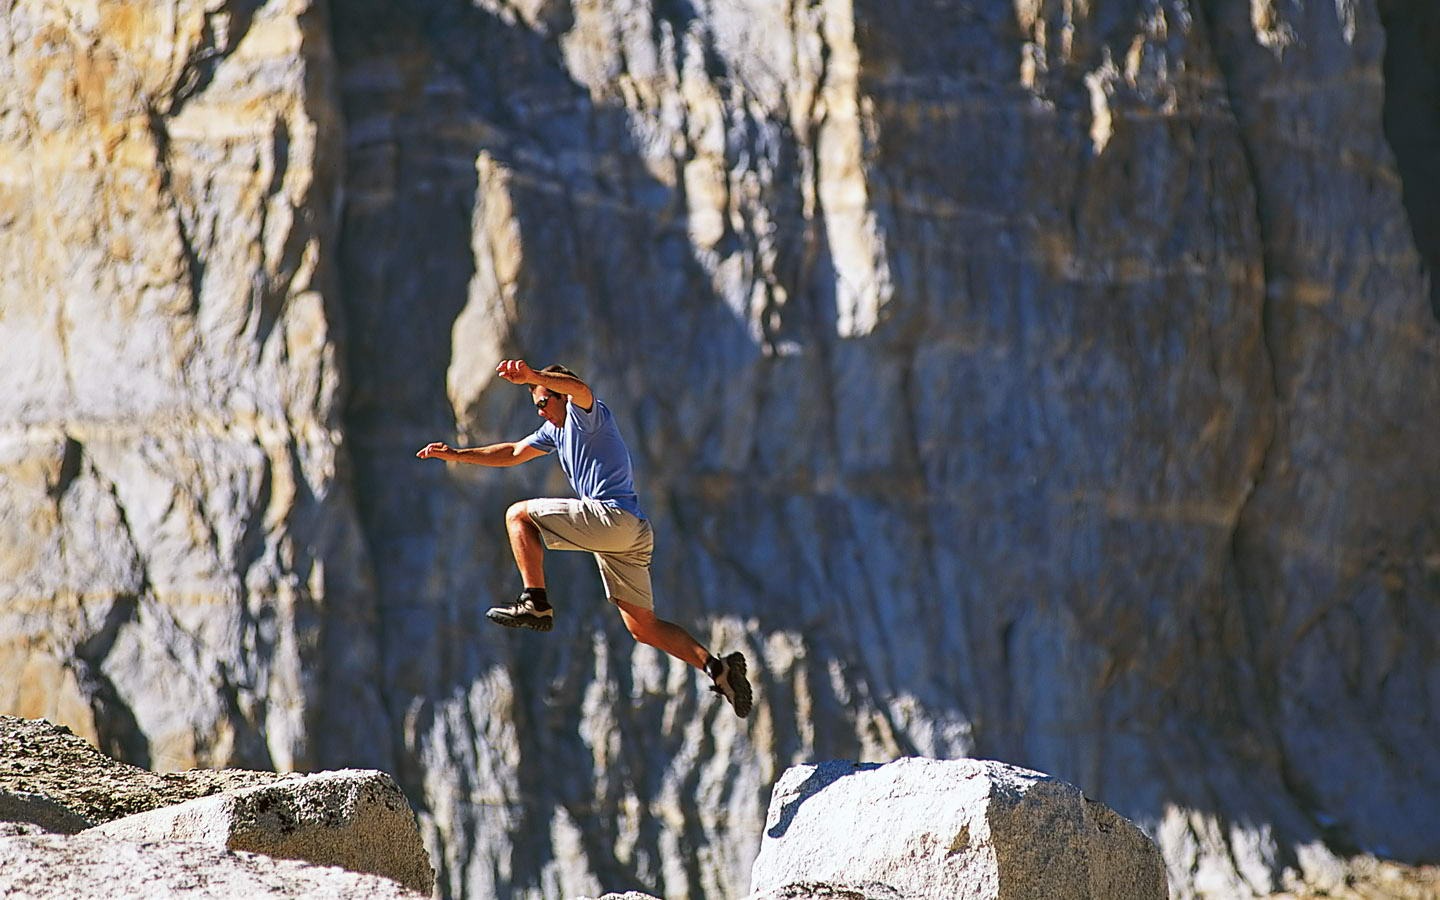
left=86, top=768, right=435, bottom=896
left=0, top=0, right=389, bottom=776
left=748, top=758, right=1166, bottom=899
left=0, top=715, right=285, bottom=826
left=0, top=831, right=427, bottom=899
left=2, top=2, right=1438, bottom=899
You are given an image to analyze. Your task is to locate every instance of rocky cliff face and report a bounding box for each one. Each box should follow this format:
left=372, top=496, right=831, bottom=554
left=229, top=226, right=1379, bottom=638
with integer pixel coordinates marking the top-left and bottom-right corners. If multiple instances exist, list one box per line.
left=0, top=0, right=390, bottom=774
left=2, top=1, right=1437, bottom=899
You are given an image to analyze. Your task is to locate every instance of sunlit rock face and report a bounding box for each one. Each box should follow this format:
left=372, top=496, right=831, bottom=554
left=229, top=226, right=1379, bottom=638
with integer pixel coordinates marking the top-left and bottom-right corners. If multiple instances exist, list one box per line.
left=3, top=1, right=1438, bottom=898
left=749, top=758, right=1168, bottom=899
left=0, top=0, right=386, bottom=775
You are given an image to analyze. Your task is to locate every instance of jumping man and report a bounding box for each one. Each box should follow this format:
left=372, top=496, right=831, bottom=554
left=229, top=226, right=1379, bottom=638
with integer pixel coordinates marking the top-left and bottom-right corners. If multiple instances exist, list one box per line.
left=416, top=359, right=753, bottom=717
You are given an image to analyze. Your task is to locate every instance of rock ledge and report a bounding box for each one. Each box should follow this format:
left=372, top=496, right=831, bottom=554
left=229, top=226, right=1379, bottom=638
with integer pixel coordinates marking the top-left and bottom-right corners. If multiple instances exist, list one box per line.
left=0, top=717, right=432, bottom=898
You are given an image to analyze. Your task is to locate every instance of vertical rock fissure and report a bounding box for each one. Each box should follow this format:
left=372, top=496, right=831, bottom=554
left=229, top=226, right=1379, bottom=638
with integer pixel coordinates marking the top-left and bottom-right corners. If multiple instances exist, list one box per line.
left=68, top=624, right=151, bottom=770
left=145, top=3, right=264, bottom=316
left=1189, top=6, right=1281, bottom=586
left=146, top=105, right=206, bottom=311
left=69, top=471, right=151, bottom=768
left=1193, top=0, right=1355, bottom=868
left=165, top=1, right=262, bottom=118
left=253, top=118, right=300, bottom=349
left=1377, top=0, right=1440, bottom=321
left=46, top=435, right=84, bottom=502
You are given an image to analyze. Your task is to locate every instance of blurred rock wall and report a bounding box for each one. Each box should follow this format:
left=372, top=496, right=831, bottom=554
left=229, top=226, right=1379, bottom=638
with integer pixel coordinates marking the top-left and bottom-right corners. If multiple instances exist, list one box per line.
left=0, top=0, right=386, bottom=775
left=2, top=1, right=1437, bottom=898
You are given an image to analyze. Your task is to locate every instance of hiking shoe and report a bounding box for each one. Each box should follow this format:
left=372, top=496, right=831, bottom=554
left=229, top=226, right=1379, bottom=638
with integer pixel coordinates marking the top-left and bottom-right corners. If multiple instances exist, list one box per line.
left=485, top=594, right=554, bottom=632
left=707, top=651, right=753, bottom=718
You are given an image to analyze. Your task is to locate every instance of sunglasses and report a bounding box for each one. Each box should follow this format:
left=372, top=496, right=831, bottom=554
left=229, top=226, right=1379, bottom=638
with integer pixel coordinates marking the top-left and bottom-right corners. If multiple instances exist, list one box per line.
left=534, top=395, right=555, bottom=410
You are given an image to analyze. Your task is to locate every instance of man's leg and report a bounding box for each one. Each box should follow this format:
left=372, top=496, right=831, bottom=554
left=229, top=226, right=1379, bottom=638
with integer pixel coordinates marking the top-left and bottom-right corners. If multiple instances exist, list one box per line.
left=495, top=499, right=636, bottom=631
left=487, top=501, right=554, bottom=631
left=616, top=600, right=754, bottom=718
left=505, top=500, right=546, bottom=588
left=592, top=522, right=753, bottom=715
left=592, top=537, right=709, bottom=670
left=614, top=599, right=710, bottom=670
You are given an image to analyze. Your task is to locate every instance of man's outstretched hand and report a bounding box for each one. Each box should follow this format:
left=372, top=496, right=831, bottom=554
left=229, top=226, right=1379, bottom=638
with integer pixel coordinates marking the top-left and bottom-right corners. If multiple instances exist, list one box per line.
left=496, top=359, right=536, bottom=385
left=416, top=442, right=453, bottom=460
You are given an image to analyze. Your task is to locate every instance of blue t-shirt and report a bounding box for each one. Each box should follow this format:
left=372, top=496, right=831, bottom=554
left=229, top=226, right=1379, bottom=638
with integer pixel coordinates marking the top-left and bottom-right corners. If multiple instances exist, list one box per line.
left=521, top=397, right=646, bottom=519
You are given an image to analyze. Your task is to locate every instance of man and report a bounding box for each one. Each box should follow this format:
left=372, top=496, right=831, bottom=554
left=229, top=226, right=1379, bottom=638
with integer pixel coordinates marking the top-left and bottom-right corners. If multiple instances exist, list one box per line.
left=417, top=359, right=753, bottom=718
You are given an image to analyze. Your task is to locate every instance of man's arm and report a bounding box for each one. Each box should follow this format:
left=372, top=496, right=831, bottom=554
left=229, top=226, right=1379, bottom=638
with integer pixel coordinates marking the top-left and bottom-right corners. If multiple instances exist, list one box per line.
left=496, top=359, right=594, bottom=410
left=416, top=441, right=548, bottom=466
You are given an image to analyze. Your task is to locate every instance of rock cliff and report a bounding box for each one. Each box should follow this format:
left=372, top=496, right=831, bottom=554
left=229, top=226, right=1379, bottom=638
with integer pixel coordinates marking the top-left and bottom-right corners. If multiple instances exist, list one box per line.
left=0, top=0, right=387, bottom=776
left=2, top=2, right=1438, bottom=899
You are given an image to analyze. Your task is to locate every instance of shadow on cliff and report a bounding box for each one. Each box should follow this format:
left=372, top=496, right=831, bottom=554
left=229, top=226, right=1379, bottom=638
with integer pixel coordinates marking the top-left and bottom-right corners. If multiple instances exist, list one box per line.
left=1379, top=0, right=1440, bottom=319
left=324, top=1, right=1412, bottom=897
left=328, top=3, right=813, bottom=897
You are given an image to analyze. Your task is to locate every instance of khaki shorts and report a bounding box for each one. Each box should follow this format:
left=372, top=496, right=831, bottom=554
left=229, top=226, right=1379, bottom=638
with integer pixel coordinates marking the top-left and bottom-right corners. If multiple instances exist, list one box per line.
left=526, top=498, right=655, bottom=610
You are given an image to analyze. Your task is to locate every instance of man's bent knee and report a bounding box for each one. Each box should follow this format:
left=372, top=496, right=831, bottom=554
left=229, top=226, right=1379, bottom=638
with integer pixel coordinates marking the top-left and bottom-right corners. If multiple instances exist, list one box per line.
left=616, top=601, right=657, bottom=638
left=506, top=501, right=532, bottom=529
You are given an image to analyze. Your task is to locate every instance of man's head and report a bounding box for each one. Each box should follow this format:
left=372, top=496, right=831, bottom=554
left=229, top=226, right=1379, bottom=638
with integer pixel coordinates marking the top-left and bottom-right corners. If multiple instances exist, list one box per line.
left=531, top=364, right=578, bottom=427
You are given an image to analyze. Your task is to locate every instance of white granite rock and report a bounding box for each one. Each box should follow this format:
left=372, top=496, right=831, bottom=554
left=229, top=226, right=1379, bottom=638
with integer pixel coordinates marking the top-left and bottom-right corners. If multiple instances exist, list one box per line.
left=0, top=715, right=286, bottom=825
left=0, top=831, right=426, bottom=899
left=86, top=769, right=434, bottom=895
left=749, top=758, right=1167, bottom=900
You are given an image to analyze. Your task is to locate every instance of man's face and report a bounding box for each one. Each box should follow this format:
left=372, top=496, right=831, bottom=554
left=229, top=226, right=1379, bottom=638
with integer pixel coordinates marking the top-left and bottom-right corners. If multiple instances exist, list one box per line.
left=532, top=388, right=566, bottom=427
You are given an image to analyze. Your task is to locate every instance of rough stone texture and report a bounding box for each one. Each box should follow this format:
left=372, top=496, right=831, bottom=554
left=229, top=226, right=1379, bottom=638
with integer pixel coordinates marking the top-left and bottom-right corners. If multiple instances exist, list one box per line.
left=87, top=769, right=435, bottom=895
left=0, top=0, right=389, bottom=775
left=2, top=2, right=1438, bottom=900
left=1271, top=856, right=1440, bottom=900
left=0, top=715, right=285, bottom=825
left=0, top=831, right=427, bottom=899
left=747, top=884, right=903, bottom=900
left=749, top=758, right=1167, bottom=899
left=1, top=717, right=434, bottom=895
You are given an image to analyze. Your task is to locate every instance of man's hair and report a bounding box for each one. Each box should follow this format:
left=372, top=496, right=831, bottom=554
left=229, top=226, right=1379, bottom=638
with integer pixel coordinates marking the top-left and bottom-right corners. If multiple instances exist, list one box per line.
left=533, top=364, right=579, bottom=397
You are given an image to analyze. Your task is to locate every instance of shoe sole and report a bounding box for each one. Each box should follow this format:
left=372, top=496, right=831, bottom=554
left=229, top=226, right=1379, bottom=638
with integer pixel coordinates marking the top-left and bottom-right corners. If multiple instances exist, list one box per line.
left=486, top=610, right=554, bottom=632
left=721, top=652, right=753, bottom=718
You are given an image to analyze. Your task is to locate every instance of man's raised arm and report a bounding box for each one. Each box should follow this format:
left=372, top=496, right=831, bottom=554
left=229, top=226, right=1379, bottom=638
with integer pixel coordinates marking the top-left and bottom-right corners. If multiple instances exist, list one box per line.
left=496, top=359, right=594, bottom=410
left=416, top=441, right=547, bottom=467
